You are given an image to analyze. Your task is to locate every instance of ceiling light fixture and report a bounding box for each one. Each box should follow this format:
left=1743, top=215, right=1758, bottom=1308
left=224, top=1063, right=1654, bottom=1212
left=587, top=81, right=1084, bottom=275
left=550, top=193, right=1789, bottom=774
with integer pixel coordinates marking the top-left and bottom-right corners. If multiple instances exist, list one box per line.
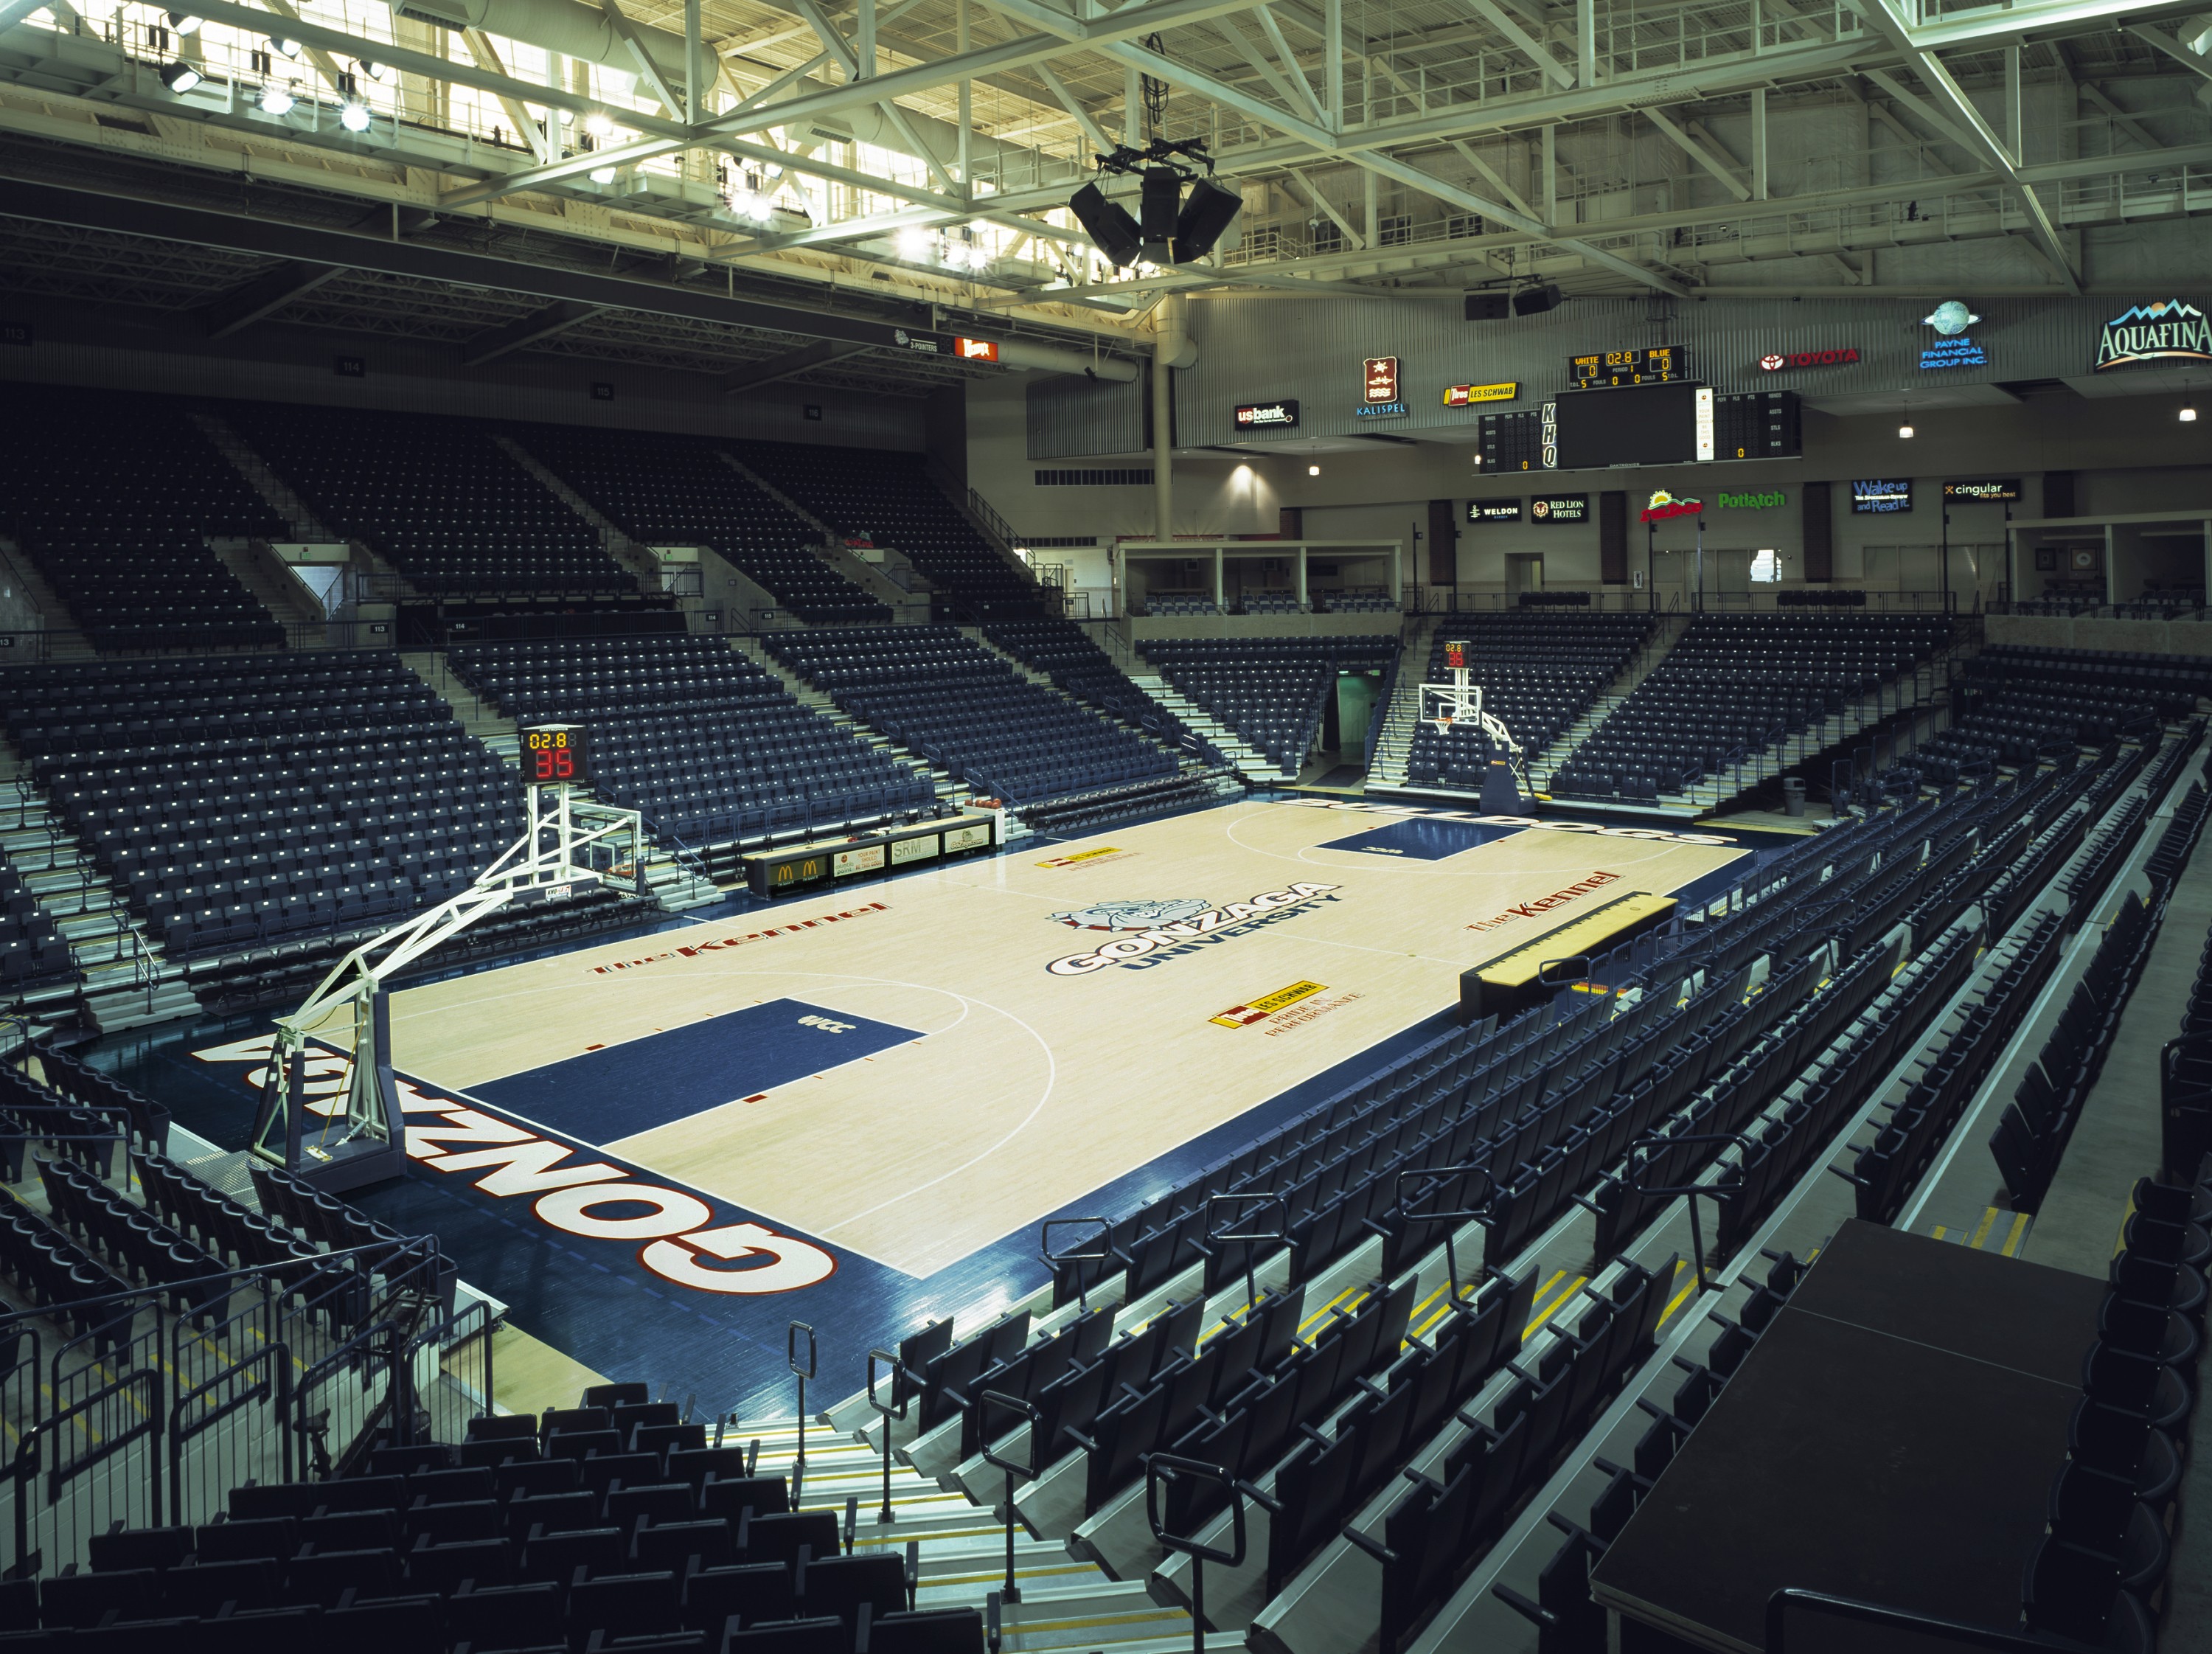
left=340, top=100, right=371, bottom=131
left=159, top=60, right=203, bottom=92
left=258, top=83, right=296, bottom=114
left=359, top=58, right=393, bottom=83
left=165, top=10, right=204, bottom=29
left=272, top=35, right=302, bottom=58
left=589, top=164, right=618, bottom=184
left=2182, top=406, right=2199, bottom=423
left=1898, top=422, right=1915, bottom=438
left=584, top=111, right=612, bottom=138
left=1308, top=464, right=1321, bottom=476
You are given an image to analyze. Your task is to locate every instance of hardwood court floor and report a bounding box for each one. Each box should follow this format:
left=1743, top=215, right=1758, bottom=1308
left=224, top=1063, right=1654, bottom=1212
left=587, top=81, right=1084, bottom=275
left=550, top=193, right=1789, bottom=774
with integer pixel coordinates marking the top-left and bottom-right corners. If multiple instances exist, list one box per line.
left=389, top=802, right=1743, bottom=1278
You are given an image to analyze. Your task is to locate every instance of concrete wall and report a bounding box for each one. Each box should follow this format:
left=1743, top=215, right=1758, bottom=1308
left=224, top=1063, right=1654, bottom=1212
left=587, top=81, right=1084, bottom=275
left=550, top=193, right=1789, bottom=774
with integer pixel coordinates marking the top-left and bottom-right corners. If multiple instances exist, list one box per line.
left=1986, top=614, right=2212, bottom=656
left=970, top=382, right=2212, bottom=611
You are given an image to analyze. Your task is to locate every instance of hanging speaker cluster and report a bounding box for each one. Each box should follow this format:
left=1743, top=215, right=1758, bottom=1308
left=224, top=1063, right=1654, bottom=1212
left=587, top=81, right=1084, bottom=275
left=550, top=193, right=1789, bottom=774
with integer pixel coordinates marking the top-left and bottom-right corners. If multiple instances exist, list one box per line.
left=1069, top=146, right=1242, bottom=268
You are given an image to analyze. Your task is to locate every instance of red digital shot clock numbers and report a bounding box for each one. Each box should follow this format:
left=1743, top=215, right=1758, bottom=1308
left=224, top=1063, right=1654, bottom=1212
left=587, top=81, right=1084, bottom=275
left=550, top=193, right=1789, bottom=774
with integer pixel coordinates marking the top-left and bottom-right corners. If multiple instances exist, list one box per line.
left=523, top=725, right=587, bottom=787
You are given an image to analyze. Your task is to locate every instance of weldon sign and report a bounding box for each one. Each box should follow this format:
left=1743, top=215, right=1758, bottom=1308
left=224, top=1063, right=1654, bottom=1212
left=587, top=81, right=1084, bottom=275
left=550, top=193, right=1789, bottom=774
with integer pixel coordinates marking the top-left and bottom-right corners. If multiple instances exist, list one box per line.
left=2096, top=300, right=2212, bottom=372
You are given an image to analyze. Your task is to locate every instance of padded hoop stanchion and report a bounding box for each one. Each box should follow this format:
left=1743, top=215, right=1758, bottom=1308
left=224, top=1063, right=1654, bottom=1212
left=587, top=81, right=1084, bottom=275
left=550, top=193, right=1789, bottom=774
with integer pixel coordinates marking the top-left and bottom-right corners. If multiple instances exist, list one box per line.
left=788, top=1321, right=817, bottom=1504
left=1624, top=1133, right=1750, bottom=1294
left=979, top=1389, right=1042, bottom=1605
left=1042, top=1216, right=1113, bottom=1311
left=866, top=1346, right=908, bottom=1525
left=1146, top=1453, right=1245, bottom=1654
left=1203, top=1192, right=1285, bottom=1310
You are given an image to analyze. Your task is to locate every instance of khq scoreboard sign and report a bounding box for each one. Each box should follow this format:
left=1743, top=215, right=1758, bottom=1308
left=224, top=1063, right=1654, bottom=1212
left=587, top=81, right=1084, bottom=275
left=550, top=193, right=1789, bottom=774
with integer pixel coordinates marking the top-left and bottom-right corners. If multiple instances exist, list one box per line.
left=2095, top=300, right=2212, bottom=372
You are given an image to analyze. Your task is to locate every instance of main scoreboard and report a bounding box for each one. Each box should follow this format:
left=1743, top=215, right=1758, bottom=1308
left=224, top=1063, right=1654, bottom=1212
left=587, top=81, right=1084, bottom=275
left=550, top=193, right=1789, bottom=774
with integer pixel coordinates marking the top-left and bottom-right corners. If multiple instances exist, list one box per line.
left=1478, top=389, right=1800, bottom=471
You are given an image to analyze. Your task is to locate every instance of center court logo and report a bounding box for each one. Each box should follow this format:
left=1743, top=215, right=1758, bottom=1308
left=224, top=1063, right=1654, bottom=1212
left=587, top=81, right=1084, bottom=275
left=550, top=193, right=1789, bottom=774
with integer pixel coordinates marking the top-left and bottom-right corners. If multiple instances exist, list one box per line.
left=1047, top=883, right=1341, bottom=975
left=1052, top=897, right=1213, bottom=932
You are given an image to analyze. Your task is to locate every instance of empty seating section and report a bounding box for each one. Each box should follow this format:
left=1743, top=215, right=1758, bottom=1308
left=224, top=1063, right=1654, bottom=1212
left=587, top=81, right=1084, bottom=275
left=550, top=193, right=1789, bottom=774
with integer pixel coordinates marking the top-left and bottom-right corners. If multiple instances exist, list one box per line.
left=730, top=443, right=1032, bottom=614
left=448, top=636, right=931, bottom=844
left=514, top=427, right=888, bottom=625
left=1240, top=591, right=1305, bottom=615
left=0, top=394, right=285, bottom=653
left=767, top=628, right=1174, bottom=804
left=1324, top=593, right=1399, bottom=614
left=0, top=853, right=71, bottom=990
left=978, top=618, right=1183, bottom=740
left=2, top=653, right=518, bottom=964
left=1145, top=597, right=1220, bottom=617
left=1554, top=615, right=1950, bottom=802
left=1404, top=614, right=1650, bottom=791
left=31, top=1386, right=984, bottom=1654
left=1935, top=645, right=2212, bottom=770
left=230, top=405, right=630, bottom=599
left=1138, top=636, right=1397, bottom=772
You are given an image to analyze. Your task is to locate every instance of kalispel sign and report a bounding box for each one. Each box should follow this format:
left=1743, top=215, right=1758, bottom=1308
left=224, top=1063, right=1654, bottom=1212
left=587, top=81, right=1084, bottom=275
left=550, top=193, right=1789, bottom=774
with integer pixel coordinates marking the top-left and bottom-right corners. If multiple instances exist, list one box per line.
left=1716, top=489, right=1787, bottom=510
left=1363, top=356, right=1400, bottom=402
left=2095, top=300, right=2212, bottom=372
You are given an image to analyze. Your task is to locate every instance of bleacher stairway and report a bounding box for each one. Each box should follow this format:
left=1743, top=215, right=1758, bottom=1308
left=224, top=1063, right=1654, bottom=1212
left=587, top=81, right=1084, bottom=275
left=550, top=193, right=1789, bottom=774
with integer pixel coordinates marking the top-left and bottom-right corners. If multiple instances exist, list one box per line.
left=727, top=637, right=1005, bottom=834
left=0, top=538, right=95, bottom=662
left=491, top=435, right=678, bottom=604
left=0, top=753, right=197, bottom=1031
left=1576, top=636, right=1961, bottom=815
left=713, top=452, right=928, bottom=623
left=402, top=654, right=723, bottom=910
left=964, top=629, right=1214, bottom=784
left=188, top=410, right=336, bottom=541
left=1126, top=673, right=1282, bottom=782
left=1363, top=616, right=1438, bottom=791
left=726, top=1415, right=1244, bottom=1652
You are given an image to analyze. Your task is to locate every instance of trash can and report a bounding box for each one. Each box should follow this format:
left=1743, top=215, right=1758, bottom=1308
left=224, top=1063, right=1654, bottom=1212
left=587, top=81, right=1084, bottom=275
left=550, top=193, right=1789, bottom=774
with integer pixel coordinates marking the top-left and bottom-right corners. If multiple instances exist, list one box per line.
left=1782, top=776, right=1807, bottom=819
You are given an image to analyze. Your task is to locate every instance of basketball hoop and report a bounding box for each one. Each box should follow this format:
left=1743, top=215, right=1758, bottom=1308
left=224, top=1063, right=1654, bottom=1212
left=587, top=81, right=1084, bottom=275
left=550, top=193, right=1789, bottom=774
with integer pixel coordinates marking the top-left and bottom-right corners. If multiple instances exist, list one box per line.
left=1420, top=639, right=1531, bottom=809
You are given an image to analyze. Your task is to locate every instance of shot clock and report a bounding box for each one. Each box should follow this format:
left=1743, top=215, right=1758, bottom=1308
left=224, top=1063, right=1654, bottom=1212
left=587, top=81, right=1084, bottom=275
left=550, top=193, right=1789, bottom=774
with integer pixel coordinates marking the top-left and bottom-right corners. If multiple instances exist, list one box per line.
left=522, top=725, right=587, bottom=787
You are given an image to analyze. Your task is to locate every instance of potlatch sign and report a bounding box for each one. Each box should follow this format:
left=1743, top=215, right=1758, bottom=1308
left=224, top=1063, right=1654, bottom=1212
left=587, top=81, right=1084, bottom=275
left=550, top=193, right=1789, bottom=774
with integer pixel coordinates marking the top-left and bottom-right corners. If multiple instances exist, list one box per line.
left=1716, top=490, right=1787, bottom=510
left=2095, top=300, right=2212, bottom=372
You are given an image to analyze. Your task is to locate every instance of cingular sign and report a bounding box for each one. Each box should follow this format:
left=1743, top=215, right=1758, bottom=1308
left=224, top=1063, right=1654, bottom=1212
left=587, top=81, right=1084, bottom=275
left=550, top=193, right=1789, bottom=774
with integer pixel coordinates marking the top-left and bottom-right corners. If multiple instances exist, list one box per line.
left=1716, top=489, right=1787, bottom=510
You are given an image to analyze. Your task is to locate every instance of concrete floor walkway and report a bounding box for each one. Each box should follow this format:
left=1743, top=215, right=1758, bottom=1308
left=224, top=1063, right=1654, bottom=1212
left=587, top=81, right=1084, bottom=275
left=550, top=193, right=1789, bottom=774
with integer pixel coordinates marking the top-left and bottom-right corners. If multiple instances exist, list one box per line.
left=2020, top=790, right=2212, bottom=1651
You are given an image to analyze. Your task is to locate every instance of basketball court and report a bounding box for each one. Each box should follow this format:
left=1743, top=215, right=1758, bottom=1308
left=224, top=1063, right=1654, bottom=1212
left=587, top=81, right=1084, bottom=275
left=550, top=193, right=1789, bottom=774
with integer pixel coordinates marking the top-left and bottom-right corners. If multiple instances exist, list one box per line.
left=183, top=795, right=1760, bottom=1408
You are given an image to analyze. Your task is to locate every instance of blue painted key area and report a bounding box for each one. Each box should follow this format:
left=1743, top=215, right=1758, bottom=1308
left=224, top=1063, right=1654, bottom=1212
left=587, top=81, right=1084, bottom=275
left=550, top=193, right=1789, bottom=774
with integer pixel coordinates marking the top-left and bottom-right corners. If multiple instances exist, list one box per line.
left=1321, top=816, right=1523, bottom=859
left=470, top=997, right=922, bottom=1143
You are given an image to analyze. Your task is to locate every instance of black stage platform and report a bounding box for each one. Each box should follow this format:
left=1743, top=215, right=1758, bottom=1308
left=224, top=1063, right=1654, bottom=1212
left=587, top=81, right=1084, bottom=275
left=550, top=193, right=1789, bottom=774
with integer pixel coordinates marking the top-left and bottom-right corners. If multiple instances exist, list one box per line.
left=1590, top=1219, right=2106, bottom=1653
